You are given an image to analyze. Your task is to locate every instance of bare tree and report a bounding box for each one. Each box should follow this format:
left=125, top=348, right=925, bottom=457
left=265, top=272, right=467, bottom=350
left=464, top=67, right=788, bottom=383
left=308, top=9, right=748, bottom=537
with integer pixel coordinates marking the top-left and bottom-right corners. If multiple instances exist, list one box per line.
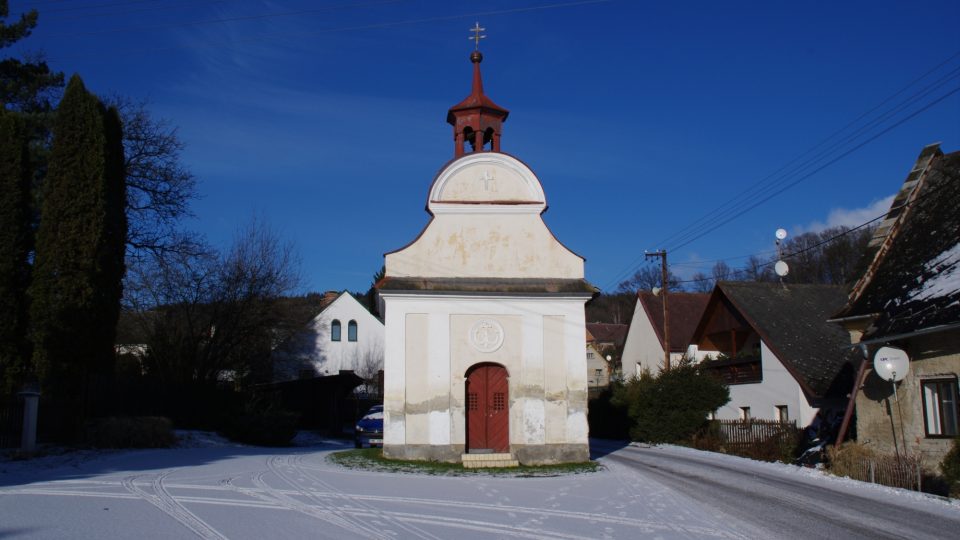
left=740, top=254, right=775, bottom=282
left=617, top=265, right=683, bottom=294
left=779, top=225, right=874, bottom=285
left=109, top=96, right=200, bottom=261
left=350, top=342, right=384, bottom=396
left=689, top=272, right=713, bottom=292
left=125, top=218, right=301, bottom=389
left=711, top=261, right=732, bottom=282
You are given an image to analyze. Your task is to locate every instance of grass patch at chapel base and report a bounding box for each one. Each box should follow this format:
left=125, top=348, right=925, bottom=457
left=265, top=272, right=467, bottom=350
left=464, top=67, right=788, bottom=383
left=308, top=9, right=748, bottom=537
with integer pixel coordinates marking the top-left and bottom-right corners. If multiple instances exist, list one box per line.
left=329, top=448, right=601, bottom=476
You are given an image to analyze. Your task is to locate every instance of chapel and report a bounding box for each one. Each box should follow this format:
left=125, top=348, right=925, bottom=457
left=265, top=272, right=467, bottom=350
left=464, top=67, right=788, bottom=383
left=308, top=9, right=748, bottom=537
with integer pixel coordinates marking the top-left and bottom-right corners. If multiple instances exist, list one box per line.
left=376, top=42, right=596, bottom=465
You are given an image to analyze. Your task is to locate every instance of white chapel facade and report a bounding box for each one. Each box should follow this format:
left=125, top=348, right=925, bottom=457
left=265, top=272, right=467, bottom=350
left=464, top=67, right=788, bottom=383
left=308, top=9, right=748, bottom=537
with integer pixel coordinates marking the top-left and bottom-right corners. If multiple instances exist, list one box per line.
left=376, top=47, right=595, bottom=465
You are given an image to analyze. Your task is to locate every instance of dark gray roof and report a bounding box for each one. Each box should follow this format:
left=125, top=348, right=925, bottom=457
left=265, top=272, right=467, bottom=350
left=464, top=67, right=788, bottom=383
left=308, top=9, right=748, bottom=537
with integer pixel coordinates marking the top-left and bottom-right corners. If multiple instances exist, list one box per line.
left=712, top=281, right=857, bottom=398
left=835, top=145, right=960, bottom=339
left=377, top=277, right=597, bottom=295
left=637, top=292, right=709, bottom=352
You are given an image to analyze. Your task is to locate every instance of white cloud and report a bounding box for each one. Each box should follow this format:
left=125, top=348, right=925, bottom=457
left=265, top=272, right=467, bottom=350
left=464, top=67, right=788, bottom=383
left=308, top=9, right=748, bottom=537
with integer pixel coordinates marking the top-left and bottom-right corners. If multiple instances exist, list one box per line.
left=801, top=194, right=895, bottom=233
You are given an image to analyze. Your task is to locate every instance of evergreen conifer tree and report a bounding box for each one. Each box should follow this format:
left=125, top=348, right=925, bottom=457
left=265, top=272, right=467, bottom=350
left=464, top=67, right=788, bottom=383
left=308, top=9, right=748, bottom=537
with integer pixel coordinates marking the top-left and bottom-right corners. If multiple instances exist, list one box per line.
left=29, top=75, right=126, bottom=420
left=0, top=108, right=32, bottom=395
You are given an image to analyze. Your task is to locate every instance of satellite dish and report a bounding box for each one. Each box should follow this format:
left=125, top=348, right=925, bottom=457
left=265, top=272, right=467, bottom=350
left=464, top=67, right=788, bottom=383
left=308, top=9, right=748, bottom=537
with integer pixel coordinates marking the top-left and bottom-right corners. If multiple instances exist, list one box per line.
left=775, top=228, right=788, bottom=240
left=774, top=260, right=789, bottom=277
left=874, top=346, right=909, bottom=382
left=651, top=287, right=661, bottom=296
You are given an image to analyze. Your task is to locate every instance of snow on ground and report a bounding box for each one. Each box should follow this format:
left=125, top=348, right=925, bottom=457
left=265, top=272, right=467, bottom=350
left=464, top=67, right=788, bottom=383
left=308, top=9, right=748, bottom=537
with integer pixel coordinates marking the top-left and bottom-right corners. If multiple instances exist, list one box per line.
left=636, top=442, right=960, bottom=510
left=1, top=435, right=956, bottom=539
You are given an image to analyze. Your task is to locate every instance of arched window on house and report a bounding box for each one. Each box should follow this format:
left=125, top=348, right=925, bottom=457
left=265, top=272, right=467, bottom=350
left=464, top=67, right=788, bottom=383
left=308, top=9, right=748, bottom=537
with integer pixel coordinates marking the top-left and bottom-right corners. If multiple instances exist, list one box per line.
left=331, top=320, right=341, bottom=341
left=348, top=320, right=358, bottom=342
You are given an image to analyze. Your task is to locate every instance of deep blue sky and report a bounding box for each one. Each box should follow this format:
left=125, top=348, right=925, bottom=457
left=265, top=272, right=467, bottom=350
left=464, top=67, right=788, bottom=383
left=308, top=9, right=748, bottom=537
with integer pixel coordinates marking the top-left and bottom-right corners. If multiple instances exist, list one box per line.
left=14, top=0, right=960, bottom=293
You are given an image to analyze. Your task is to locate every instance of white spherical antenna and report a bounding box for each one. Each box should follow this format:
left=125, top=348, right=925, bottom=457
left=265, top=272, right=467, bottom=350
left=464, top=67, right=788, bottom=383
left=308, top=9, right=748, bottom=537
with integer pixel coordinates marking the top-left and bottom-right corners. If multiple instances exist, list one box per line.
left=775, top=228, right=788, bottom=240
left=774, top=260, right=789, bottom=277
left=873, top=346, right=909, bottom=382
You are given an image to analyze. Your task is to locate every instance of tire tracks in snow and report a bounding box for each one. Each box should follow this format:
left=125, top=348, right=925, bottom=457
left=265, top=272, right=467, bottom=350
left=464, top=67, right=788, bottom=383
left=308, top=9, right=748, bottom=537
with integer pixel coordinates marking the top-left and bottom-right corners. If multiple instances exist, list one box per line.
left=122, top=471, right=227, bottom=540
left=262, top=455, right=390, bottom=538
left=602, top=455, right=752, bottom=539
left=288, top=453, right=446, bottom=540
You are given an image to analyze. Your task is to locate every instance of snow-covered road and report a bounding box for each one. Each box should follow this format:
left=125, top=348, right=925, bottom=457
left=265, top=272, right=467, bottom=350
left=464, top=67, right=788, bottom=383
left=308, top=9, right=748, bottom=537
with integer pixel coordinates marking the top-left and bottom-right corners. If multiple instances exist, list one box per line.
left=1, top=438, right=957, bottom=539
left=597, top=440, right=960, bottom=539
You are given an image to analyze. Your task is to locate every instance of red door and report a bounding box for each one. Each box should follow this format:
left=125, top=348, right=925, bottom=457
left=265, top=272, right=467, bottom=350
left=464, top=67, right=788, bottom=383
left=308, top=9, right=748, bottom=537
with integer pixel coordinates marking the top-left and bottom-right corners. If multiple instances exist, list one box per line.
left=466, top=363, right=509, bottom=453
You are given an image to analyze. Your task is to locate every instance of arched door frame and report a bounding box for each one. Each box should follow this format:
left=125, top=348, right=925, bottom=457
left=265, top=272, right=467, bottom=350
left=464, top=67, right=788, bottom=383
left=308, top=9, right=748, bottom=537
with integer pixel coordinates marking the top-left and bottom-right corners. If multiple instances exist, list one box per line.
left=465, top=362, right=510, bottom=453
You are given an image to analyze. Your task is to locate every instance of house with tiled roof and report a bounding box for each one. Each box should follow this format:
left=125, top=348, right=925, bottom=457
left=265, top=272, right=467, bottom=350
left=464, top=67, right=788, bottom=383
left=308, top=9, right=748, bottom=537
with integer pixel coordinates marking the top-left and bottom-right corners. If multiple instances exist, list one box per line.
left=688, top=282, right=856, bottom=426
left=831, top=143, right=959, bottom=464
left=271, top=291, right=384, bottom=383
left=620, top=291, right=709, bottom=377
left=585, top=323, right=626, bottom=388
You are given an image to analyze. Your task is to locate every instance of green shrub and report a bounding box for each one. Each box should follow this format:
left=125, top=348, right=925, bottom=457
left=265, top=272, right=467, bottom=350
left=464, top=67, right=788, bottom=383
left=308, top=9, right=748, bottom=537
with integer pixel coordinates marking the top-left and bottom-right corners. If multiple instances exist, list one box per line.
left=941, top=437, right=960, bottom=498
left=221, top=405, right=299, bottom=447
left=613, top=359, right=730, bottom=444
left=85, top=416, right=176, bottom=448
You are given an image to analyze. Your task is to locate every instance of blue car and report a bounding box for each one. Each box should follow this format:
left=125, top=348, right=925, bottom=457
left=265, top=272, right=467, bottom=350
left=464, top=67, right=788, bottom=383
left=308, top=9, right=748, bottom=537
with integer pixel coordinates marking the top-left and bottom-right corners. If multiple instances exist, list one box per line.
left=354, top=404, right=383, bottom=448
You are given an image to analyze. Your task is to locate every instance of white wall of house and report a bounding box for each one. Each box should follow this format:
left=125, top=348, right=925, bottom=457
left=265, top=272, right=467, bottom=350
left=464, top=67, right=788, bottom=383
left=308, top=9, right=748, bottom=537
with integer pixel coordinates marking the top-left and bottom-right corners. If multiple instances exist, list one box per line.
left=385, top=153, right=584, bottom=280
left=693, top=342, right=818, bottom=426
left=621, top=302, right=683, bottom=377
left=586, top=344, right=610, bottom=387
left=380, top=293, right=590, bottom=458
left=273, top=293, right=384, bottom=380
left=381, top=151, right=591, bottom=464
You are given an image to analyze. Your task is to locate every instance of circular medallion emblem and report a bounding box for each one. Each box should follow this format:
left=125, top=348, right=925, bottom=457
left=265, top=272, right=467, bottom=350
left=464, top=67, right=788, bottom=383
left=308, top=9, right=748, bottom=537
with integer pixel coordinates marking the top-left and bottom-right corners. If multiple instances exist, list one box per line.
left=469, top=319, right=504, bottom=353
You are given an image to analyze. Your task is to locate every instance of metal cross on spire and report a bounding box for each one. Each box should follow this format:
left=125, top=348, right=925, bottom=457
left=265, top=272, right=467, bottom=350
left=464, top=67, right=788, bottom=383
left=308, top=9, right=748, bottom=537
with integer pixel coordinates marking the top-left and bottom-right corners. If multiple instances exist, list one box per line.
left=469, top=22, right=486, bottom=50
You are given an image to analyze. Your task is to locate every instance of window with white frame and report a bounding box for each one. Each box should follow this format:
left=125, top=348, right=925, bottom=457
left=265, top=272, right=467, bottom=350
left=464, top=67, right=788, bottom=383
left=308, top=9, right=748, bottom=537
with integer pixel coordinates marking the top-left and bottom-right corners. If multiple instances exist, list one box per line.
left=775, top=405, right=789, bottom=423
left=922, top=378, right=959, bottom=437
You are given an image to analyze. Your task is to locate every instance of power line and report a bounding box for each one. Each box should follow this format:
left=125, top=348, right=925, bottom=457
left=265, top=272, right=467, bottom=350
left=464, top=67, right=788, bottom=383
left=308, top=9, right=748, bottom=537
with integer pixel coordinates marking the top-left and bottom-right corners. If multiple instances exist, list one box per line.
left=666, top=84, right=960, bottom=254
left=40, top=0, right=408, bottom=37
left=40, top=0, right=232, bottom=23
left=38, top=0, right=613, bottom=39
left=667, top=172, right=955, bottom=286
left=603, top=51, right=960, bottom=291
left=38, top=0, right=616, bottom=62
left=30, top=0, right=168, bottom=15
left=653, top=51, right=960, bottom=253
left=662, top=66, right=960, bottom=253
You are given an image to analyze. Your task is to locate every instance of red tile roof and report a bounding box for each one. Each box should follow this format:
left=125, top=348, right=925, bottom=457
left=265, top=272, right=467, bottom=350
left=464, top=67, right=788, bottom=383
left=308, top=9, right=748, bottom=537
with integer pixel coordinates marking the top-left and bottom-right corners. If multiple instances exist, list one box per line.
left=585, top=322, right=628, bottom=347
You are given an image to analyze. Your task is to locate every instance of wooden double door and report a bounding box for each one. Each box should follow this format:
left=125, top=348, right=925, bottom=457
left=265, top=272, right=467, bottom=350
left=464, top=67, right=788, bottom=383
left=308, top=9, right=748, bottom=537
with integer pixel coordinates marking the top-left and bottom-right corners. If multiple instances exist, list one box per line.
left=465, top=363, right=509, bottom=453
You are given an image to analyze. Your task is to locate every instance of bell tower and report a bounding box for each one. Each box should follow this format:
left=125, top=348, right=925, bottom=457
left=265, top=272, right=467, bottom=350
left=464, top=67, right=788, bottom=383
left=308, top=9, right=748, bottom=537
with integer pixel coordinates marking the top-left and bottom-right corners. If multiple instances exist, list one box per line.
left=447, top=23, right=510, bottom=158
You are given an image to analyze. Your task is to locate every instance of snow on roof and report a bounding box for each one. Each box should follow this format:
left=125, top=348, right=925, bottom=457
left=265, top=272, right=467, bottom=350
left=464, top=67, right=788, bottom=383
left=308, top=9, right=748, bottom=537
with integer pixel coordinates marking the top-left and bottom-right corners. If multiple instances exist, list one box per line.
left=836, top=145, right=960, bottom=338
left=907, top=242, right=960, bottom=303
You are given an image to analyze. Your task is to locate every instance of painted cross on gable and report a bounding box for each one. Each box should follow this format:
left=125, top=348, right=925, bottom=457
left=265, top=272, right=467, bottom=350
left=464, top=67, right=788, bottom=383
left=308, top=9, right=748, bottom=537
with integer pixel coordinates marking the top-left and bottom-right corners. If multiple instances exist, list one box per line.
left=479, top=169, right=496, bottom=191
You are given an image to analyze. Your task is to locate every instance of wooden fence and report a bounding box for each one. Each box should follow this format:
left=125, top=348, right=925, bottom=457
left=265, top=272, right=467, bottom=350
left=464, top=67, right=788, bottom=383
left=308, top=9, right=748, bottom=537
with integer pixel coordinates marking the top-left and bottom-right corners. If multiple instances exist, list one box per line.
left=714, top=419, right=799, bottom=446
left=836, top=453, right=923, bottom=491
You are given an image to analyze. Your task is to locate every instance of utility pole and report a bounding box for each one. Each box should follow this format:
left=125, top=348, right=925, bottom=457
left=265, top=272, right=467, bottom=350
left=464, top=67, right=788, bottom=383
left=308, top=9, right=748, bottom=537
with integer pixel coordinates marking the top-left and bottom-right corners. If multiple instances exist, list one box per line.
left=645, top=250, right=670, bottom=371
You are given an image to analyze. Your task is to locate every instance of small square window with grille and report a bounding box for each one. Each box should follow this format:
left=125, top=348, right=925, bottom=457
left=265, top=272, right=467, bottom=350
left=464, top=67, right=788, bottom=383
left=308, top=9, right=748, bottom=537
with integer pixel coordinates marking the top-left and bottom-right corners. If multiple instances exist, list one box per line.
left=493, top=392, right=505, bottom=411
left=467, top=393, right=478, bottom=411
